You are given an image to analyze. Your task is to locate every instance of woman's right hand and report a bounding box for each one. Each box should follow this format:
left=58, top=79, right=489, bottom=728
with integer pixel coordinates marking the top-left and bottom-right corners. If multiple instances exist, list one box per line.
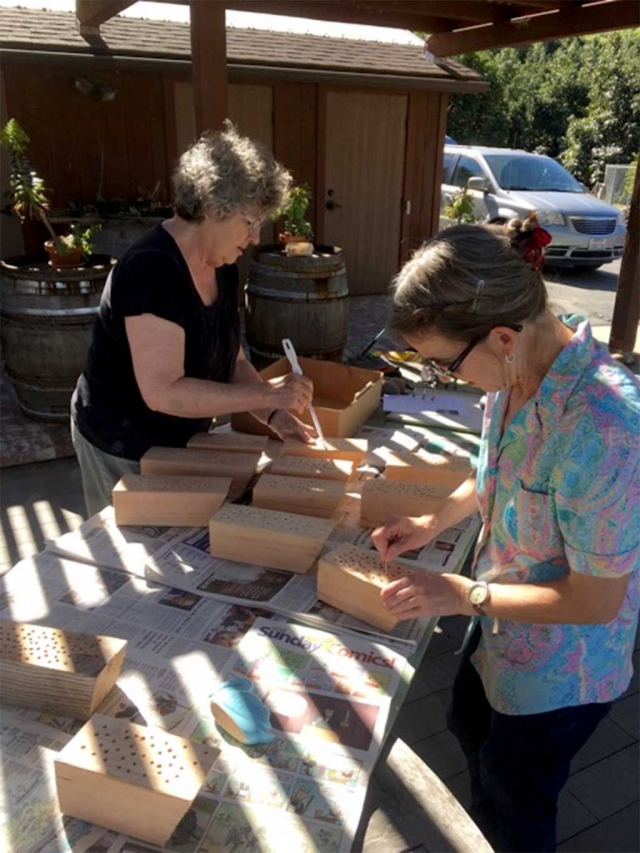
left=372, top=514, right=440, bottom=562
left=267, top=373, right=314, bottom=413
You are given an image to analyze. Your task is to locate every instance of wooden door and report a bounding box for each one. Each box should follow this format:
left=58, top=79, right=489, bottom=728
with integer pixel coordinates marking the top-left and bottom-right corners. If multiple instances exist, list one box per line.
left=321, top=90, right=407, bottom=295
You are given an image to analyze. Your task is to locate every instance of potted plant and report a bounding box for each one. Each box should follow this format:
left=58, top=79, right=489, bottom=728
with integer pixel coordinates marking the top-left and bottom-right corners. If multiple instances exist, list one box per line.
left=1, top=118, right=101, bottom=266
left=0, top=118, right=114, bottom=422
left=277, top=184, right=314, bottom=247
left=443, top=187, right=477, bottom=225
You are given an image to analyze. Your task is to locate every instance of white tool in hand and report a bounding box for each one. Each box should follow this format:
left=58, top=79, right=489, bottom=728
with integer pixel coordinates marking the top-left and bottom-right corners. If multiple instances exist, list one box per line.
left=281, top=338, right=326, bottom=446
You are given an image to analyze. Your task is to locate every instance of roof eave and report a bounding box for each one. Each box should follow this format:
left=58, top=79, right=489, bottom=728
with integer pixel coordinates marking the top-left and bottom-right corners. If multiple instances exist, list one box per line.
left=0, top=46, right=486, bottom=93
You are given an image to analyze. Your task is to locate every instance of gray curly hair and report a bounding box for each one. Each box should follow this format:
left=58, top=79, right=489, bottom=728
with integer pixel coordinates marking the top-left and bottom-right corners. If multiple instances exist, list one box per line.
left=173, top=121, right=292, bottom=222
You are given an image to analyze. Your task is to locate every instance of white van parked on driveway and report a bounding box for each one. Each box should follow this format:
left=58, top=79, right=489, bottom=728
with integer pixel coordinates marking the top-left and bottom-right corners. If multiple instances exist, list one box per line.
left=441, top=146, right=627, bottom=270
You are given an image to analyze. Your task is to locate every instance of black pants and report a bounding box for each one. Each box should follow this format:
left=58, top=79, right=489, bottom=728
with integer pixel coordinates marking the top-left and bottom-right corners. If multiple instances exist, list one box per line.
left=447, top=627, right=611, bottom=853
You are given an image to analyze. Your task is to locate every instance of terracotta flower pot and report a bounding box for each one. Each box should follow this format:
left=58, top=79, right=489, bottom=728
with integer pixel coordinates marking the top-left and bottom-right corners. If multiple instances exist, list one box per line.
left=44, top=241, right=85, bottom=268
left=278, top=232, right=310, bottom=247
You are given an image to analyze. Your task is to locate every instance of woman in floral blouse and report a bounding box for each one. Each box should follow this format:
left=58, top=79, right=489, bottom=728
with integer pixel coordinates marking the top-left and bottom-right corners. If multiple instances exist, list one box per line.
left=373, top=217, right=639, bottom=852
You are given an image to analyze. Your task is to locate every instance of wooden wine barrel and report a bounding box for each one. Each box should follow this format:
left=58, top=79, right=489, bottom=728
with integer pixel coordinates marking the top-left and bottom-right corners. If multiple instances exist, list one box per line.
left=0, top=255, right=115, bottom=422
left=245, top=245, right=349, bottom=368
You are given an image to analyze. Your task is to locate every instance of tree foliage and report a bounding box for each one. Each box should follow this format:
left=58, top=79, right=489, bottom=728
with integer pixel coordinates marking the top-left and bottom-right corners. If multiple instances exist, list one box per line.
left=445, top=31, right=640, bottom=186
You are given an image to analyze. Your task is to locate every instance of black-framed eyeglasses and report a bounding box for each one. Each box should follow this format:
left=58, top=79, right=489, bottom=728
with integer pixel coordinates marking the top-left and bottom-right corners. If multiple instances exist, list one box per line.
left=421, top=323, right=523, bottom=381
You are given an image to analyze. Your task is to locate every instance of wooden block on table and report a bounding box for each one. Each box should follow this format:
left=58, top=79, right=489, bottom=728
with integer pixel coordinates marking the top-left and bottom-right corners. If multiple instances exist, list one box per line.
left=382, top=448, right=472, bottom=488
left=113, top=474, right=231, bottom=527
left=318, top=544, right=414, bottom=632
left=55, top=714, right=219, bottom=847
left=186, top=432, right=269, bottom=453
left=280, top=438, right=368, bottom=465
left=253, top=474, right=345, bottom=519
left=209, top=504, right=334, bottom=574
left=0, top=622, right=127, bottom=719
left=269, top=455, right=353, bottom=482
left=360, top=479, right=450, bottom=528
left=140, top=447, right=260, bottom=482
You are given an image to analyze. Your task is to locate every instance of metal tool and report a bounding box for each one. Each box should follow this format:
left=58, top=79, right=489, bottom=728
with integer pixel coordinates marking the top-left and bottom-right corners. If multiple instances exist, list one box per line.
left=281, top=338, right=326, bottom=446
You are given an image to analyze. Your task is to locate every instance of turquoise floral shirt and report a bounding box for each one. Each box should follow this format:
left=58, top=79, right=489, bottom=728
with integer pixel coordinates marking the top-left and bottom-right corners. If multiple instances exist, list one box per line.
left=472, top=316, right=640, bottom=714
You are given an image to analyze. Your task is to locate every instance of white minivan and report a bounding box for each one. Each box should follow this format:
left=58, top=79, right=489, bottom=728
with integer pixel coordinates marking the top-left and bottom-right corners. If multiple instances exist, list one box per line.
left=441, top=145, right=627, bottom=270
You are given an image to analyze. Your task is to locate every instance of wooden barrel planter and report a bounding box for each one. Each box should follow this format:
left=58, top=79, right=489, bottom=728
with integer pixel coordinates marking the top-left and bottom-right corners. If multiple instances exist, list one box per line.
left=245, top=245, right=349, bottom=368
left=0, top=255, right=115, bottom=422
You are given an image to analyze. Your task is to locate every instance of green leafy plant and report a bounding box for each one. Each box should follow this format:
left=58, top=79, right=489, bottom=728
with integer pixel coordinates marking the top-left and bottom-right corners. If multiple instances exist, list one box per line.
left=53, top=223, right=102, bottom=258
left=443, top=188, right=477, bottom=224
left=0, top=118, right=57, bottom=240
left=279, top=185, right=314, bottom=239
left=1, top=118, right=100, bottom=260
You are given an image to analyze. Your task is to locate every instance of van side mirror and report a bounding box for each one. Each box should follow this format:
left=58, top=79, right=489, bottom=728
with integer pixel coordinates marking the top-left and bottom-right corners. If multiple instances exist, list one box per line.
left=467, top=176, right=489, bottom=193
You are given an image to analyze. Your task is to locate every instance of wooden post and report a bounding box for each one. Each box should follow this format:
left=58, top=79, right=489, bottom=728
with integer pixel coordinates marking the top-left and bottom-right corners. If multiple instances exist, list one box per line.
left=609, top=162, right=639, bottom=357
left=189, top=0, right=227, bottom=136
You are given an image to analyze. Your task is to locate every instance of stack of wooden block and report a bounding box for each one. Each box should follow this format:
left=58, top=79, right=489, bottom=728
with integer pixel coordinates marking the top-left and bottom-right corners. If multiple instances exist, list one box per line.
left=112, top=432, right=267, bottom=528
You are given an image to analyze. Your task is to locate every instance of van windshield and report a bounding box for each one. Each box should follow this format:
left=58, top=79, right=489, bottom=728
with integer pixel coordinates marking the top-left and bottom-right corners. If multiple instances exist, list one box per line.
left=484, top=154, right=584, bottom=193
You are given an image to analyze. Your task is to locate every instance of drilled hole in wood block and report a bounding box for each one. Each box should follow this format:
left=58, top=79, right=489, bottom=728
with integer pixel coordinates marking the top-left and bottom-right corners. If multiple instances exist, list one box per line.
left=55, top=714, right=220, bottom=847
left=0, top=622, right=127, bottom=718
left=269, top=455, right=353, bottom=481
left=209, top=504, right=335, bottom=574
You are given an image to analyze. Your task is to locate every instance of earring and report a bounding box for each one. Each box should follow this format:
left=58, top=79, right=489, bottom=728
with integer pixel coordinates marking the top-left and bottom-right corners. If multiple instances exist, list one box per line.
left=505, top=353, right=516, bottom=363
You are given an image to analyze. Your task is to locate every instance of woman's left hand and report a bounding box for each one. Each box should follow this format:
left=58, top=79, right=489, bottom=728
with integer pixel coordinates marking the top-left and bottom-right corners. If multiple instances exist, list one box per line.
left=269, top=410, right=316, bottom=444
left=381, top=572, right=470, bottom=620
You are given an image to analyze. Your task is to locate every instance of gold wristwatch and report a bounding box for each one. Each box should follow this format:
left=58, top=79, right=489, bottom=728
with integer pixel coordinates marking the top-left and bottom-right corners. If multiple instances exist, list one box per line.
left=468, top=581, right=491, bottom=614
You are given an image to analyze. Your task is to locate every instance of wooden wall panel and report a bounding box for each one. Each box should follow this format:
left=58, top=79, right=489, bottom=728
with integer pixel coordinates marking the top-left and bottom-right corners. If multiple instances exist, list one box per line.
left=2, top=62, right=171, bottom=207
left=273, top=82, right=318, bottom=231
left=401, top=91, right=448, bottom=262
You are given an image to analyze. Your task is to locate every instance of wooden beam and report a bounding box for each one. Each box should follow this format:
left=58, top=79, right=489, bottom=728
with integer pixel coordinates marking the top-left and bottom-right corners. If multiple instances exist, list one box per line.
left=75, top=0, right=136, bottom=31
left=190, top=0, right=227, bottom=135
left=224, top=1, right=460, bottom=33
left=426, top=1, right=640, bottom=55
left=609, top=162, right=639, bottom=356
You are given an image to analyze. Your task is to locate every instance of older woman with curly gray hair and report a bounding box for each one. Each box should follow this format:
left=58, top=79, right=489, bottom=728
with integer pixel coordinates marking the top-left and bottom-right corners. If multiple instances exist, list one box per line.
left=72, top=123, right=314, bottom=516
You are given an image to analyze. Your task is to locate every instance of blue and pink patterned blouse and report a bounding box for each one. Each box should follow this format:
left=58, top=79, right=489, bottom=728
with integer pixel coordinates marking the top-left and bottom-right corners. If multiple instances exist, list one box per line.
left=472, top=315, right=640, bottom=714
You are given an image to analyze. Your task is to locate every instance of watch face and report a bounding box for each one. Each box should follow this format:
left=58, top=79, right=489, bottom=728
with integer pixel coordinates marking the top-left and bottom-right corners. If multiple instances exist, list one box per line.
left=470, top=585, right=488, bottom=606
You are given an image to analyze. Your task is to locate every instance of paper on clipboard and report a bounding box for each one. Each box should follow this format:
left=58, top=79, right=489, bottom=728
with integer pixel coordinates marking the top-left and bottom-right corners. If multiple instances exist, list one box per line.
left=383, top=389, right=484, bottom=433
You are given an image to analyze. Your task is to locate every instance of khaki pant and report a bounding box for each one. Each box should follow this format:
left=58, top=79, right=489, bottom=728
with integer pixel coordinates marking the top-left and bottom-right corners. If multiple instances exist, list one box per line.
left=71, top=420, right=139, bottom=518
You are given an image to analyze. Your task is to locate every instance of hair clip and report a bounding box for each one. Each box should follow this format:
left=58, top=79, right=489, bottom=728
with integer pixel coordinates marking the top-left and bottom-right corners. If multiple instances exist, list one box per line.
left=472, top=279, right=485, bottom=312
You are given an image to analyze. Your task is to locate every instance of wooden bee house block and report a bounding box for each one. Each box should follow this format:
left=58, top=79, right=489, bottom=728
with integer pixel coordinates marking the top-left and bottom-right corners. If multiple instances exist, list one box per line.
left=113, top=474, right=231, bottom=527
left=360, top=479, right=450, bottom=528
left=269, top=455, right=353, bottom=482
left=280, top=438, right=368, bottom=466
left=186, top=432, right=269, bottom=453
left=140, top=447, right=260, bottom=483
left=383, top=449, right=472, bottom=488
left=55, top=714, right=219, bottom=846
left=0, top=622, right=127, bottom=719
left=318, top=544, right=414, bottom=631
left=209, top=504, right=334, bottom=573
left=253, top=474, right=345, bottom=519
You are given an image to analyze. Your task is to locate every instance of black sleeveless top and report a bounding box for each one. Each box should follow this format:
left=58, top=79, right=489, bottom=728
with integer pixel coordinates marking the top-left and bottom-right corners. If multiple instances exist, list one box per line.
left=72, top=224, right=240, bottom=460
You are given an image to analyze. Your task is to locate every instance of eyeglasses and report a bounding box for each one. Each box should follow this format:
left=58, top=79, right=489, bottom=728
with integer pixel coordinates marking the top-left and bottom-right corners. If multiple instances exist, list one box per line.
left=242, top=212, right=265, bottom=234
left=421, top=323, right=523, bottom=381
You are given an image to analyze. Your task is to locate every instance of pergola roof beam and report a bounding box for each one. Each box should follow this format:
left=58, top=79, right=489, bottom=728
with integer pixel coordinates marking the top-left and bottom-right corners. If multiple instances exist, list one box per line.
left=75, top=0, right=136, bottom=33
left=426, top=0, right=640, bottom=55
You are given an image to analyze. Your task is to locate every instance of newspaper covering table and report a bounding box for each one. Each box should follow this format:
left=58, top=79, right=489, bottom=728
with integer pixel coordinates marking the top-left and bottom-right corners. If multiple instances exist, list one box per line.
left=2, top=422, right=481, bottom=852
left=0, top=553, right=405, bottom=853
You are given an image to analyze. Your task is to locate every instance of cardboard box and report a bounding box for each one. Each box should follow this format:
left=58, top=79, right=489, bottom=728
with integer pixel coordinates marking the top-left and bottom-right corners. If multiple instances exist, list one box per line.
left=55, top=714, right=219, bottom=846
left=231, top=357, right=382, bottom=438
left=0, top=621, right=127, bottom=719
